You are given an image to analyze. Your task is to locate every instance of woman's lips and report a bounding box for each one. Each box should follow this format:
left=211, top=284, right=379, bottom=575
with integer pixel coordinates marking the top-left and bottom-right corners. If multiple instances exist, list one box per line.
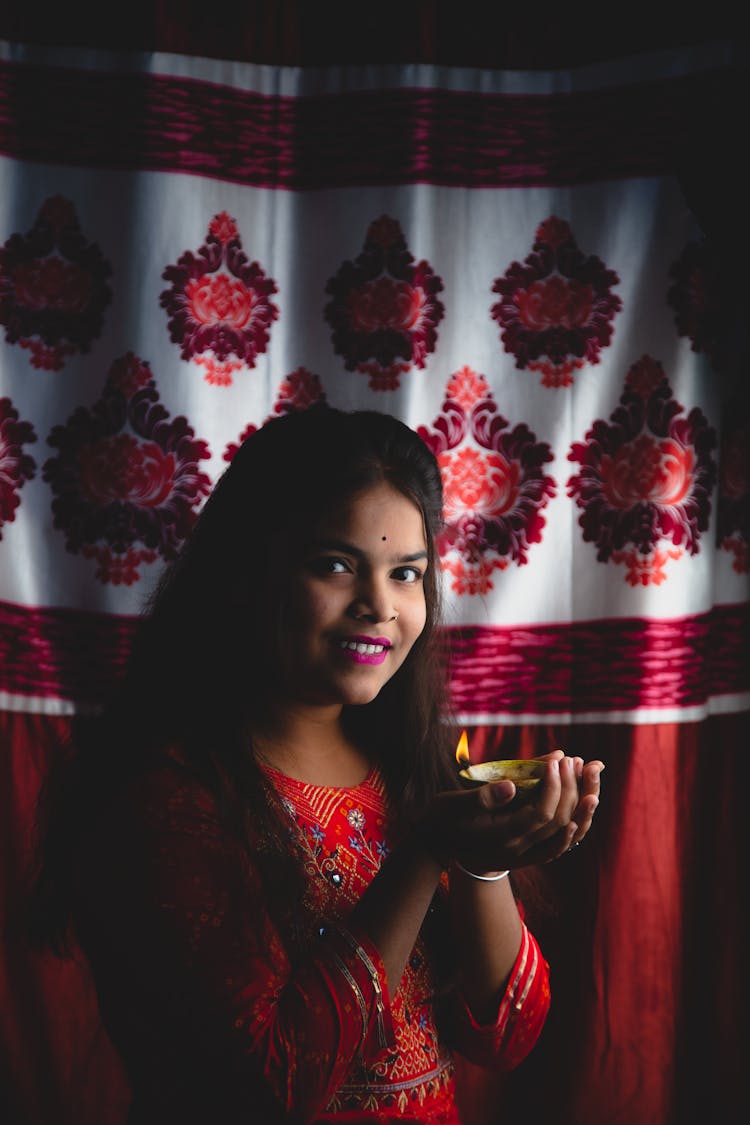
left=336, top=635, right=391, bottom=666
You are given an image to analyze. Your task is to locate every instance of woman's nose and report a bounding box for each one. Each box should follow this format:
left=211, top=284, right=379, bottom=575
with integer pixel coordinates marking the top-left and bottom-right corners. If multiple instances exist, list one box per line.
left=350, top=576, right=397, bottom=624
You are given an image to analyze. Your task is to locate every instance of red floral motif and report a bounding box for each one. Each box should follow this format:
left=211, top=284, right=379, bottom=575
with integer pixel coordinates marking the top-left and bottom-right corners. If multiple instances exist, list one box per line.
left=601, top=435, right=693, bottom=509
left=667, top=238, right=730, bottom=370
left=0, top=195, right=112, bottom=370
left=442, top=448, right=520, bottom=521
left=275, top=367, right=326, bottom=413
left=223, top=369, right=327, bottom=463
left=325, top=215, right=445, bottom=391
left=418, top=368, right=556, bottom=595
left=445, top=367, right=486, bottom=413
left=43, top=352, right=212, bottom=585
left=160, top=211, right=278, bottom=387
left=78, top=435, right=176, bottom=508
left=610, top=547, right=683, bottom=587
left=625, top=355, right=667, bottom=399
left=80, top=545, right=159, bottom=586
left=11, top=257, right=91, bottom=313
left=567, top=355, right=718, bottom=586
left=716, top=410, right=749, bottom=573
left=108, top=352, right=154, bottom=399
left=185, top=273, right=256, bottom=330
left=515, top=275, right=593, bottom=333
left=347, top=277, right=424, bottom=333
left=0, top=398, right=37, bottom=540
left=491, top=216, right=621, bottom=388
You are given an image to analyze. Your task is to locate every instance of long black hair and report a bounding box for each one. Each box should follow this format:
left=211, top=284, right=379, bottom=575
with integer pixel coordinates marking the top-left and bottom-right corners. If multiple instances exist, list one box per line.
left=27, top=405, right=459, bottom=957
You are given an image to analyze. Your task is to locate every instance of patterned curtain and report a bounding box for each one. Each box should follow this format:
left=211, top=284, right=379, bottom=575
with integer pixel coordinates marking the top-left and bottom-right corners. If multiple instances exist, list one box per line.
left=1, top=15, right=747, bottom=1125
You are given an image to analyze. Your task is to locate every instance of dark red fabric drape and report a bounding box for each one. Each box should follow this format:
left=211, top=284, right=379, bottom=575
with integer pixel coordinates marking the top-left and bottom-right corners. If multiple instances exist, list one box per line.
left=3, top=711, right=747, bottom=1124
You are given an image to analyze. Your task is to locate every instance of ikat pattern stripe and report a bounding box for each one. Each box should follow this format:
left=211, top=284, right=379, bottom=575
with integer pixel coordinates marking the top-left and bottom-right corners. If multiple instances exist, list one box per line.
left=0, top=599, right=138, bottom=705
left=1, top=598, right=746, bottom=713
left=444, top=604, right=749, bottom=715
left=0, top=60, right=741, bottom=189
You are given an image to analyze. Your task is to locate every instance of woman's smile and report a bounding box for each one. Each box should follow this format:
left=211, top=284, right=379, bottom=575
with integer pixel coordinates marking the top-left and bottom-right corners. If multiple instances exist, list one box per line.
left=336, top=634, right=393, bottom=664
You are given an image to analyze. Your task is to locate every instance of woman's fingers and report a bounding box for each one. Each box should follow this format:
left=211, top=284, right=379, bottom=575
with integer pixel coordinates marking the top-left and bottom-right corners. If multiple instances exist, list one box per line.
left=567, top=796, right=598, bottom=846
left=534, top=748, right=564, bottom=769
left=495, top=755, right=602, bottom=861
left=568, top=761, right=604, bottom=842
left=423, top=755, right=604, bottom=871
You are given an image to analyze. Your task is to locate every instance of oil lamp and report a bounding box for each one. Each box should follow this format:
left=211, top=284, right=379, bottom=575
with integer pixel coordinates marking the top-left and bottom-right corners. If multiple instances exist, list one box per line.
left=455, top=729, right=544, bottom=801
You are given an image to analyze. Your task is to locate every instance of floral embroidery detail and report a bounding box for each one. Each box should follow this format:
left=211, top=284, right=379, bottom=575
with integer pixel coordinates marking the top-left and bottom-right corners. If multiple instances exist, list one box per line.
left=0, top=398, right=37, bottom=541
left=261, top=766, right=463, bottom=1117
left=300, top=821, right=343, bottom=889
left=324, top=215, right=445, bottom=391
left=43, top=352, right=212, bottom=584
left=160, top=211, right=279, bottom=387
left=347, top=808, right=366, bottom=830
left=567, top=355, right=718, bottom=586
left=716, top=405, right=749, bottom=573
left=0, top=195, right=112, bottom=370
left=491, top=216, right=622, bottom=388
left=344, top=807, right=386, bottom=872
left=667, top=237, right=730, bottom=370
left=222, top=369, right=327, bottom=463
left=418, top=367, right=556, bottom=594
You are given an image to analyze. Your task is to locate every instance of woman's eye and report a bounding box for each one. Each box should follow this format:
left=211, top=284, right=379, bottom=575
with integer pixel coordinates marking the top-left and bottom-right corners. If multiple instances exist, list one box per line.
left=393, top=566, right=423, bottom=584
left=312, top=557, right=349, bottom=575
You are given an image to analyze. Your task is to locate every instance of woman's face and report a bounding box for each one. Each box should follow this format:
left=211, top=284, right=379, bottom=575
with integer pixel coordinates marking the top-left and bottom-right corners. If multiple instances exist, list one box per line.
left=276, top=482, right=429, bottom=713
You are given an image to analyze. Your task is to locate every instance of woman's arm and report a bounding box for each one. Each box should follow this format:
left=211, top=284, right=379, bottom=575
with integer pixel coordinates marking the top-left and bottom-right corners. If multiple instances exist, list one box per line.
left=447, top=865, right=523, bottom=1024
left=444, top=751, right=602, bottom=1023
left=349, top=751, right=602, bottom=1022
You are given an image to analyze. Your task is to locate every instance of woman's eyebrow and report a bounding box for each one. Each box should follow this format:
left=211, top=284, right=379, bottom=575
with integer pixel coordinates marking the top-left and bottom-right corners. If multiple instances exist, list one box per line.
left=314, top=537, right=427, bottom=564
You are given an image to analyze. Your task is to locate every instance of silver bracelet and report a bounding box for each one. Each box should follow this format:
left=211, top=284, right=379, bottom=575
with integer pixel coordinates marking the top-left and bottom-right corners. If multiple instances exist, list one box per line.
left=454, top=860, right=510, bottom=882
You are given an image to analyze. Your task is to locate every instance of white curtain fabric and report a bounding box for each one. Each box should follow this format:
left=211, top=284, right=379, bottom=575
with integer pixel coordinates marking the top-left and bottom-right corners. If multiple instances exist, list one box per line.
left=0, top=38, right=747, bottom=724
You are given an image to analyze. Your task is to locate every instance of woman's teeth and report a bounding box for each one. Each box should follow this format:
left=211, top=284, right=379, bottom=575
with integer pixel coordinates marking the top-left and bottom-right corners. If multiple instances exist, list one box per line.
left=339, top=641, right=387, bottom=655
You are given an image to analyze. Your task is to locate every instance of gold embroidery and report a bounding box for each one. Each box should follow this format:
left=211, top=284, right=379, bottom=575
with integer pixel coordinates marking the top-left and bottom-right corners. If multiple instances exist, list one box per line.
left=262, top=765, right=454, bottom=1114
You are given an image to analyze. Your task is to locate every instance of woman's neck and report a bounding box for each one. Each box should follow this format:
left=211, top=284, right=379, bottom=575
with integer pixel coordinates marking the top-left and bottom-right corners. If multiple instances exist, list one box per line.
left=251, top=703, right=371, bottom=787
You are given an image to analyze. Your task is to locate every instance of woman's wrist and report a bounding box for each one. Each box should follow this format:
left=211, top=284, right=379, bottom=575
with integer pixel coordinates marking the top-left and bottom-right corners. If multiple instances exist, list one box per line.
left=453, top=860, right=510, bottom=882
left=410, top=813, right=450, bottom=871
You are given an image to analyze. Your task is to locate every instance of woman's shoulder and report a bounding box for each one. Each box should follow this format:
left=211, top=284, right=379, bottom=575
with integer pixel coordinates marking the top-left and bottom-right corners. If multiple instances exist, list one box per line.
left=95, top=743, right=225, bottom=841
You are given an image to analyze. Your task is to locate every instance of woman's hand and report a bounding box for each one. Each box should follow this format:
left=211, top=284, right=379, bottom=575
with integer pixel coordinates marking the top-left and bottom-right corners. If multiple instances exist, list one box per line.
left=418, top=752, right=604, bottom=874
left=536, top=748, right=603, bottom=848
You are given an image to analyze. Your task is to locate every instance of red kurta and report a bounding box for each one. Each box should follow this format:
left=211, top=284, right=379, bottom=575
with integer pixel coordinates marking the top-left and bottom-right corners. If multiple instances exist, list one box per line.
left=72, top=755, right=550, bottom=1123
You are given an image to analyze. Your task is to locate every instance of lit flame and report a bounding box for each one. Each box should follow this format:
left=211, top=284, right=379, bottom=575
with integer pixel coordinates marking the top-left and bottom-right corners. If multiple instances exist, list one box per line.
left=455, top=729, right=470, bottom=768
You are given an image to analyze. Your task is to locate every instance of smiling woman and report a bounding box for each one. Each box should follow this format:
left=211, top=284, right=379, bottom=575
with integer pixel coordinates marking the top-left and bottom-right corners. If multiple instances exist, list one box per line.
left=26, top=403, right=604, bottom=1123
left=275, top=482, right=429, bottom=715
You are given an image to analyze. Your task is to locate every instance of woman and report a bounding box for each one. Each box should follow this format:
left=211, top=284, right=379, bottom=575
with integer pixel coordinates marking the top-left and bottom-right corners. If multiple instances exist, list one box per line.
left=29, top=404, right=603, bottom=1123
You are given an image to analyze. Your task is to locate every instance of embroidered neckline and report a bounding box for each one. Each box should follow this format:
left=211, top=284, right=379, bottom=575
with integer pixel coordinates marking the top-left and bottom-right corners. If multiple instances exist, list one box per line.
left=258, top=760, right=382, bottom=794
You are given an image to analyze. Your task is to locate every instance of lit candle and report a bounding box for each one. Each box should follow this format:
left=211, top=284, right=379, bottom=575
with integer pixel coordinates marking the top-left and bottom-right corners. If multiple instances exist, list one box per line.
left=455, top=729, right=545, bottom=801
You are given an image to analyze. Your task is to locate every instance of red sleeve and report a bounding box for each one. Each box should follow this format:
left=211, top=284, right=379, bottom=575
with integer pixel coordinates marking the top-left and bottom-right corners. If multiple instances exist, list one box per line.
left=73, top=765, right=395, bottom=1120
left=442, top=923, right=551, bottom=1071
